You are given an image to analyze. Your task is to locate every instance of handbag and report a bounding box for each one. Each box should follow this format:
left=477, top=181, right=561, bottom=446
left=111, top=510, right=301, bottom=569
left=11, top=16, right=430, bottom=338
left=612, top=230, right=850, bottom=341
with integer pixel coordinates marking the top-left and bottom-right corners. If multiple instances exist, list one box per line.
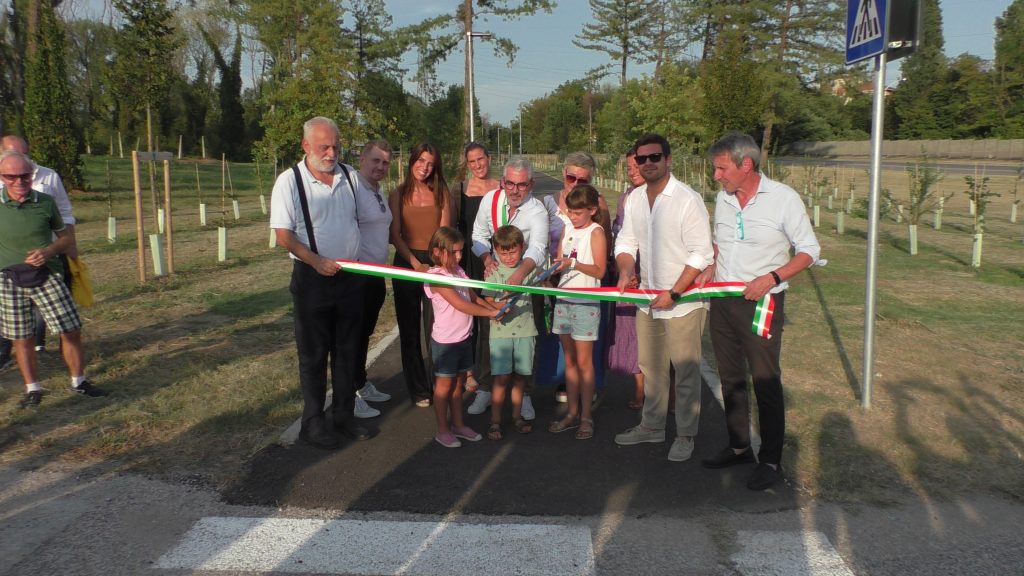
left=66, top=257, right=95, bottom=308
left=1, top=263, right=51, bottom=288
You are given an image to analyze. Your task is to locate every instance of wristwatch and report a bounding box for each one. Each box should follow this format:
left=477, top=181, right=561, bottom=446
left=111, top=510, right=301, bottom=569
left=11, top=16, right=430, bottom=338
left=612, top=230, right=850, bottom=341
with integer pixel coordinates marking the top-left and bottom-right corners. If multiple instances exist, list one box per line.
left=668, top=290, right=681, bottom=301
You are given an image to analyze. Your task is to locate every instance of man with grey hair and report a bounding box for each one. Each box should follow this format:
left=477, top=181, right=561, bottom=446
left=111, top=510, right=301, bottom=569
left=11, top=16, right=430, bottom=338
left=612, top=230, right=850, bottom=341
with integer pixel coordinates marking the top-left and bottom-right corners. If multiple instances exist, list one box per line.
left=697, top=131, right=820, bottom=490
left=270, top=117, right=370, bottom=448
left=1, top=150, right=104, bottom=408
left=468, top=156, right=549, bottom=419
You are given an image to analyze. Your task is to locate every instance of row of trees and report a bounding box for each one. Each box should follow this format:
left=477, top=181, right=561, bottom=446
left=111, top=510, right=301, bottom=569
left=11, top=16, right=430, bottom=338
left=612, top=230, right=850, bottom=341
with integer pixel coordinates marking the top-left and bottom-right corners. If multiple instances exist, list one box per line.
left=1, top=0, right=1022, bottom=190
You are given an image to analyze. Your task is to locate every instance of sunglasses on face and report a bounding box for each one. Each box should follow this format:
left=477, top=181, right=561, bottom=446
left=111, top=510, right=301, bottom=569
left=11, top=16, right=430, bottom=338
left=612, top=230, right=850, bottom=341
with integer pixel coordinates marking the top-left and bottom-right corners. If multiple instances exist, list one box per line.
left=565, top=173, right=589, bottom=185
left=1, top=172, right=32, bottom=182
left=635, top=153, right=664, bottom=165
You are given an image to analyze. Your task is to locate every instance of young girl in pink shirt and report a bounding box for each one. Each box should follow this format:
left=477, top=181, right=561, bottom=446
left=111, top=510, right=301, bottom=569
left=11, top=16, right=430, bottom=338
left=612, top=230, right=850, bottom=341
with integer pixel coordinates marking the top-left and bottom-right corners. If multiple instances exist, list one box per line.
left=423, top=227, right=501, bottom=448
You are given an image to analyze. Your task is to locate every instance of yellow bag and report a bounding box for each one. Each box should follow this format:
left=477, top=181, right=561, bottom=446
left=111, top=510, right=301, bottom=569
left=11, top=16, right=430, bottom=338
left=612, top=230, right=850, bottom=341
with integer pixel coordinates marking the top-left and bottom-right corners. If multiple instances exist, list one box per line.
left=66, top=257, right=95, bottom=308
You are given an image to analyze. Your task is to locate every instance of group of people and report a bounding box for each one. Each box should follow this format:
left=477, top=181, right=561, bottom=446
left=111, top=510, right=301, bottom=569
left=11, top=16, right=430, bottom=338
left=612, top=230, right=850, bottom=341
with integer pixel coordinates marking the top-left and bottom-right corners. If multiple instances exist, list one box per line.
left=0, top=136, right=106, bottom=408
left=271, top=116, right=820, bottom=492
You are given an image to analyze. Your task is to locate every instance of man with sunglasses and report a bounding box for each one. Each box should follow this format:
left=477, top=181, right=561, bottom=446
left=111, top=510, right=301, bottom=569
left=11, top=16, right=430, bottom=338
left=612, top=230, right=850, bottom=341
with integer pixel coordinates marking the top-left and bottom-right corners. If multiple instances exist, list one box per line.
left=469, top=157, right=549, bottom=420
left=0, top=150, right=105, bottom=408
left=350, top=140, right=395, bottom=419
left=613, top=133, right=714, bottom=463
left=697, top=131, right=820, bottom=491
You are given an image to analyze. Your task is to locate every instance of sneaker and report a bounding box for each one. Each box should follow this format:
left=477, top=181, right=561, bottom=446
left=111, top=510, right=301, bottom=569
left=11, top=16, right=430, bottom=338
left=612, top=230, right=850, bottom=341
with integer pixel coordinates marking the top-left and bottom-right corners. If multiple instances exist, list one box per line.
left=435, top=432, right=461, bottom=448
left=467, top=390, right=491, bottom=414
left=614, top=425, right=665, bottom=446
left=354, top=397, right=380, bottom=418
left=667, top=436, right=695, bottom=462
left=554, top=384, right=567, bottom=403
left=415, top=398, right=432, bottom=408
left=357, top=382, right=391, bottom=402
left=747, top=462, right=783, bottom=491
left=72, top=380, right=108, bottom=397
left=18, top=390, right=43, bottom=409
left=452, top=425, right=482, bottom=442
left=34, top=345, right=45, bottom=353
left=520, top=395, right=536, bottom=421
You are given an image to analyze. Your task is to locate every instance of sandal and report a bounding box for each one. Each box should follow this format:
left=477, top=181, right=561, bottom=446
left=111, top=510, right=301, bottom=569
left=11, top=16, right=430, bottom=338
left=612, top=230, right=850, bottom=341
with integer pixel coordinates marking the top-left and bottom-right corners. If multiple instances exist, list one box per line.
left=487, top=423, right=503, bottom=441
left=575, top=418, right=594, bottom=440
left=514, top=417, right=533, bottom=434
left=548, top=415, right=580, bottom=434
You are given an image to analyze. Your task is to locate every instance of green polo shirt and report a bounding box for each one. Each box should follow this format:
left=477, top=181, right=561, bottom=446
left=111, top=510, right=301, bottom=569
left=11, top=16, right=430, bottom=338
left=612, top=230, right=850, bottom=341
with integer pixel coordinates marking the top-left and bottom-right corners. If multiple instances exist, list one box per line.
left=0, top=191, right=65, bottom=275
left=484, top=264, right=538, bottom=338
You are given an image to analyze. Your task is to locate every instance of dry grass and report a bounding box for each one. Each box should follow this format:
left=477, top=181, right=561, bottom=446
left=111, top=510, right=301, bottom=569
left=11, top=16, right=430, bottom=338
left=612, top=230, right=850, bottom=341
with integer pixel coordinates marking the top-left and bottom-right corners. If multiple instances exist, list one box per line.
left=0, top=157, right=1020, bottom=505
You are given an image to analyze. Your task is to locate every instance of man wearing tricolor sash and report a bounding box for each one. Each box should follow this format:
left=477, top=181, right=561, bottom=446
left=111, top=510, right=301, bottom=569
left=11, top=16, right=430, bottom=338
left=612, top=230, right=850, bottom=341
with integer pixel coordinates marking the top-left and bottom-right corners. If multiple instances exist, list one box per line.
left=469, top=157, right=549, bottom=419
left=698, top=132, right=821, bottom=491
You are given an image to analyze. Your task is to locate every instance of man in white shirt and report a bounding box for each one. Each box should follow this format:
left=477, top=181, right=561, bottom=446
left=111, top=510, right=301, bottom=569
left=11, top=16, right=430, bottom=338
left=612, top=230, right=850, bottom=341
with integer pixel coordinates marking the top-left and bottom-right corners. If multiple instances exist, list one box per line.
left=468, top=157, right=549, bottom=419
left=351, top=139, right=394, bottom=419
left=613, top=133, right=714, bottom=462
left=697, top=131, right=821, bottom=491
left=270, top=117, right=370, bottom=448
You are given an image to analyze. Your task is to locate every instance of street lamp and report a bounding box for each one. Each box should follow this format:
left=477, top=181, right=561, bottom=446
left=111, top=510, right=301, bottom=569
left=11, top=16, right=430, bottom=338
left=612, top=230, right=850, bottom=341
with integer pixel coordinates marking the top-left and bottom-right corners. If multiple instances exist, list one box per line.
left=466, top=31, right=492, bottom=142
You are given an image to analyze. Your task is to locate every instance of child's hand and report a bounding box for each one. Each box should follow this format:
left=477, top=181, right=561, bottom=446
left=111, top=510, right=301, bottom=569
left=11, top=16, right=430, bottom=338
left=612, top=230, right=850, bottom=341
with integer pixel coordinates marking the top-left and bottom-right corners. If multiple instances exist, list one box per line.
left=556, top=257, right=572, bottom=272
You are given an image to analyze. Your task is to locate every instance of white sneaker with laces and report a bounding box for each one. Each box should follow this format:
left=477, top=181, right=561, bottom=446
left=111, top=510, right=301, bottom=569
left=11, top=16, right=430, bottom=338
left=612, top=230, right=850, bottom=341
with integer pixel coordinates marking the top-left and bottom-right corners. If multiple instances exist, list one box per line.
left=357, top=381, right=391, bottom=402
left=354, top=397, right=380, bottom=418
left=520, top=395, right=536, bottom=421
left=467, top=390, right=491, bottom=414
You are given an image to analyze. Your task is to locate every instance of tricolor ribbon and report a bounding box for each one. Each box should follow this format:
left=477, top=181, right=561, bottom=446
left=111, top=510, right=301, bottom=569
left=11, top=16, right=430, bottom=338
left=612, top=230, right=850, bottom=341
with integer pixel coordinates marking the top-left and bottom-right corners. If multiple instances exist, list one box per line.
left=490, top=189, right=509, bottom=228
left=335, top=260, right=775, bottom=338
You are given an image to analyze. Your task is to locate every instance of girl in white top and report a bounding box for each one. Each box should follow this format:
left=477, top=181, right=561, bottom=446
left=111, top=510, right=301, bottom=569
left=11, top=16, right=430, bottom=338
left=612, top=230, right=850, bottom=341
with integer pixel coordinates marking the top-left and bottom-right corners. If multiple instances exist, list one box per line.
left=548, top=185, right=606, bottom=440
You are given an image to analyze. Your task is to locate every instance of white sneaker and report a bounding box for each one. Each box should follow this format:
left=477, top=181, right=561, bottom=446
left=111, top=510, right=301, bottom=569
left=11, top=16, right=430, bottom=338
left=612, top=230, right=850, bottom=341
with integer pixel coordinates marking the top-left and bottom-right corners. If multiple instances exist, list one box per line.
left=467, top=390, right=491, bottom=414
left=354, top=397, right=380, bottom=418
left=520, top=395, right=535, bottom=421
left=357, top=381, right=391, bottom=402
left=667, top=436, right=695, bottom=462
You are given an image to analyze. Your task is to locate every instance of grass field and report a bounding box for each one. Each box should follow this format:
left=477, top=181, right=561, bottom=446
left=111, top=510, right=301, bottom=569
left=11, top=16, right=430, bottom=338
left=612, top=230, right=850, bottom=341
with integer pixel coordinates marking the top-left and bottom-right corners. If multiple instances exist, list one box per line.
left=0, top=155, right=1020, bottom=504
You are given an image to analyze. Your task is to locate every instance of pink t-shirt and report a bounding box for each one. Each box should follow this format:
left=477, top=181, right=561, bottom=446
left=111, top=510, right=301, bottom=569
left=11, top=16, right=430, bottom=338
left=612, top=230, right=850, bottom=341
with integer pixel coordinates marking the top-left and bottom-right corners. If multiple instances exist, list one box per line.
left=423, top=266, right=474, bottom=344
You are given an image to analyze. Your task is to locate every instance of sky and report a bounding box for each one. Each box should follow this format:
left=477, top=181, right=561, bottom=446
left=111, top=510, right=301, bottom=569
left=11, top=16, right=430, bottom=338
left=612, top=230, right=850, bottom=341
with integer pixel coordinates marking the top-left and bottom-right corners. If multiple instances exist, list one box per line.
left=66, top=0, right=1014, bottom=125
left=387, top=0, right=1014, bottom=124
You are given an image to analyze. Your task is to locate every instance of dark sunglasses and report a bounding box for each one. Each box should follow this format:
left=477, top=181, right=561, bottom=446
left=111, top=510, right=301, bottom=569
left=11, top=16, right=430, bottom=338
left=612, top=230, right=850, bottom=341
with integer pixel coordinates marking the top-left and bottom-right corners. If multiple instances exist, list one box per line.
left=1, top=172, right=32, bottom=182
left=565, top=173, right=589, bottom=185
left=635, top=153, right=664, bottom=165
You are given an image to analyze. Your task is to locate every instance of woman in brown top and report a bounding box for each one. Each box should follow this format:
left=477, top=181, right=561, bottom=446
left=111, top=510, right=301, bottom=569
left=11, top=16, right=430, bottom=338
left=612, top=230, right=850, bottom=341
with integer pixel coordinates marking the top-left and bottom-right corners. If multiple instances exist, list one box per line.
left=389, top=142, right=451, bottom=406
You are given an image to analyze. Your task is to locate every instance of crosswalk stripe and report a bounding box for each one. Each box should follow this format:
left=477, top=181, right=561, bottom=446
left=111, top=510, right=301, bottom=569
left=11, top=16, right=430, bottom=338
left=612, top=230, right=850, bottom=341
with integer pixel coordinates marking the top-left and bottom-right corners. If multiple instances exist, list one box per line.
left=156, top=517, right=594, bottom=575
left=733, top=530, right=855, bottom=576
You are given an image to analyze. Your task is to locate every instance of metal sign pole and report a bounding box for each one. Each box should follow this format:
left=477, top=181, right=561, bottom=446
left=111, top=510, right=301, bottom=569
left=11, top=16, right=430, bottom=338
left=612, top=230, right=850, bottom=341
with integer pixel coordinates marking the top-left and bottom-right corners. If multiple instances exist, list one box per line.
left=862, top=50, right=887, bottom=409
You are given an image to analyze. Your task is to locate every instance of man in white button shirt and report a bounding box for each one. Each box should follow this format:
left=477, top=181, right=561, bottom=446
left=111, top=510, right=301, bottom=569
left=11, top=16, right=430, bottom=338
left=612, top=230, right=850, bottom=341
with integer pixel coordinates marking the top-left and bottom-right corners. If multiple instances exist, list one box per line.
left=697, top=132, right=820, bottom=491
left=613, top=133, right=714, bottom=462
left=270, top=117, right=370, bottom=448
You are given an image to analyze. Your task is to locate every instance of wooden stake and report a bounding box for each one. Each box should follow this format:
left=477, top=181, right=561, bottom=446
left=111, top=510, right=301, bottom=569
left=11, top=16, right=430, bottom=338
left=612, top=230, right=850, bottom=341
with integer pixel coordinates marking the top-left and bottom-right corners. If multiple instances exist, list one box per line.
left=132, top=151, right=146, bottom=283
left=164, top=159, right=174, bottom=274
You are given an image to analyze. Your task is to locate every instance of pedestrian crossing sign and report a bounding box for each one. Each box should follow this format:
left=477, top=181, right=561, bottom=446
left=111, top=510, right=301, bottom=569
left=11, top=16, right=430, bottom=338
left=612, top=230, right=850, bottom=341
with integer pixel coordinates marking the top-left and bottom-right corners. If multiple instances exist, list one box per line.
left=846, top=0, right=888, bottom=64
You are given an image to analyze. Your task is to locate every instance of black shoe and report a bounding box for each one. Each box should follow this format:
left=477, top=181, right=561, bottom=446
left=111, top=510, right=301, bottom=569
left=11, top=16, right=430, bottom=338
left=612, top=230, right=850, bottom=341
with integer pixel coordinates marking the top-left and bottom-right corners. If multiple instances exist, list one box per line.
left=747, top=462, right=783, bottom=491
left=336, top=420, right=371, bottom=441
left=299, top=420, right=339, bottom=449
left=18, top=390, right=43, bottom=409
left=701, top=446, right=756, bottom=469
left=72, top=380, right=108, bottom=397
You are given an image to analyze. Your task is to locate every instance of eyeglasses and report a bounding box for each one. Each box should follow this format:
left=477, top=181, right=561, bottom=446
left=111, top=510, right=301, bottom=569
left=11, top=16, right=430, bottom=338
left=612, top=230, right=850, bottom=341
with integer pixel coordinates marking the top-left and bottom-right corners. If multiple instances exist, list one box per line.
left=502, top=179, right=531, bottom=192
left=565, top=173, right=589, bottom=185
left=1, top=173, right=32, bottom=182
left=635, top=153, right=664, bottom=165
left=735, top=211, right=745, bottom=240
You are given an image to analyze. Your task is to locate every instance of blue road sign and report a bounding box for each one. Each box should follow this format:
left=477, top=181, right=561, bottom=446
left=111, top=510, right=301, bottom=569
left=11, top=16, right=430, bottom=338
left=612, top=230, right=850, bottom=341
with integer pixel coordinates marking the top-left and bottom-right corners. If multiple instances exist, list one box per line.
left=846, top=0, right=888, bottom=64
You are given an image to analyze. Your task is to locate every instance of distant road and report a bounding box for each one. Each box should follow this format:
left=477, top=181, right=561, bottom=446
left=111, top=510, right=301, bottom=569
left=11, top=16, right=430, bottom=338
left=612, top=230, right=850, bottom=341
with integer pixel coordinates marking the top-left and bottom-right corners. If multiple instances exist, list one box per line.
left=774, top=156, right=1021, bottom=177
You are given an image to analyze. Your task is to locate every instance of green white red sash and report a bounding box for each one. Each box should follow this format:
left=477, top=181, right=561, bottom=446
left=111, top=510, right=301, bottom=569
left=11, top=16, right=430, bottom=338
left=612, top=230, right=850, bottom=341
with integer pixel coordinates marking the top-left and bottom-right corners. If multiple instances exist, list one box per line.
left=335, top=260, right=775, bottom=338
left=490, top=189, right=509, bottom=228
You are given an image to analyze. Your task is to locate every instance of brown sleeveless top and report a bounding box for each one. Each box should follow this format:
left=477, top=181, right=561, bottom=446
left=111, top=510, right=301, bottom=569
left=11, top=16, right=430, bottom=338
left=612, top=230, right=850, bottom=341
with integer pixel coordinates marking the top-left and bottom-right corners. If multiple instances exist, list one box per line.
left=401, top=203, right=443, bottom=250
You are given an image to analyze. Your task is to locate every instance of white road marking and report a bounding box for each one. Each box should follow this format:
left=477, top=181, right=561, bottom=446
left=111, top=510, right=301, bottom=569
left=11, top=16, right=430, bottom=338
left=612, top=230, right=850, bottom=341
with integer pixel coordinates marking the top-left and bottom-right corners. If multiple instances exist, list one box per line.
left=733, top=530, right=855, bottom=576
left=155, top=517, right=594, bottom=575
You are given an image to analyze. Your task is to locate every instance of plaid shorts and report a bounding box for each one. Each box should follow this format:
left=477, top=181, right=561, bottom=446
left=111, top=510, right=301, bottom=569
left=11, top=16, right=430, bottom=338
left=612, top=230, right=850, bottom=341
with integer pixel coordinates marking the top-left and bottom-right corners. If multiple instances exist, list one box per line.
left=0, top=273, right=81, bottom=340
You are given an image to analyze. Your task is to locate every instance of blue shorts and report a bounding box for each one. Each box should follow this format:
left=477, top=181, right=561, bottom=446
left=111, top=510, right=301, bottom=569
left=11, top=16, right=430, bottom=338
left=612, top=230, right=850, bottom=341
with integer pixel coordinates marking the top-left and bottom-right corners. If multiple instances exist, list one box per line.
left=489, top=336, right=535, bottom=376
left=552, top=301, right=600, bottom=341
left=430, top=336, right=474, bottom=377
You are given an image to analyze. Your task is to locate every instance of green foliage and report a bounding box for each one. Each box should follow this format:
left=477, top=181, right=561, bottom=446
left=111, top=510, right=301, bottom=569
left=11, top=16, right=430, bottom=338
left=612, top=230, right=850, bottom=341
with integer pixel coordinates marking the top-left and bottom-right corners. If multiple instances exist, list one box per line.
left=22, top=2, right=83, bottom=188
left=200, top=26, right=247, bottom=160
left=700, top=27, right=765, bottom=140
left=994, top=0, right=1024, bottom=137
left=573, top=0, right=657, bottom=86
left=964, top=173, right=1000, bottom=234
left=110, top=0, right=182, bottom=134
left=903, top=155, right=948, bottom=225
left=891, top=0, right=947, bottom=139
left=632, top=63, right=704, bottom=154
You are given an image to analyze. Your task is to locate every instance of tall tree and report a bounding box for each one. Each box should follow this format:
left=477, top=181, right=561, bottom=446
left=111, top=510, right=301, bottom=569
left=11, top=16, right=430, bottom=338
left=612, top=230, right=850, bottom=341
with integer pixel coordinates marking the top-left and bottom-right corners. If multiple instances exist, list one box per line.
left=22, top=0, right=83, bottom=188
left=890, top=0, right=947, bottom=139
left=994, top=0, right=1024, bottom=137
left=573, top=0, right=657, bottom=86
left=700, top=25, right=765, bottom=139
left=200, top=25, right=246, bottom=159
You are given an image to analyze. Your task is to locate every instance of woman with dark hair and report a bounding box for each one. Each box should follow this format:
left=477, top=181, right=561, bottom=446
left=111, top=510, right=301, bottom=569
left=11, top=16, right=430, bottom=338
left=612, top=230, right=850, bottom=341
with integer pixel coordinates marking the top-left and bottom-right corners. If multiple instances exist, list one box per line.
left=389, top=143, right=452, bottom=407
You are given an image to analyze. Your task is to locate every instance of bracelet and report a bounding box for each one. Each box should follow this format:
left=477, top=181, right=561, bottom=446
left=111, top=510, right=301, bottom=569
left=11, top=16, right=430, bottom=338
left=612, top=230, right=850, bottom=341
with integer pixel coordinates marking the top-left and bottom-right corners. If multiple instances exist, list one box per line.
left=769, top=270, right=782, bottom=285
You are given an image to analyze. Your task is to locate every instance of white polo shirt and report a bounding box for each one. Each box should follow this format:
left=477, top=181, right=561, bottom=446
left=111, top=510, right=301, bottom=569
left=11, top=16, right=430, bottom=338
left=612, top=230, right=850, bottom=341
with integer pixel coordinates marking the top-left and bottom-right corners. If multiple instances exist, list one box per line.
left=269, top=158, right=360, bottom=261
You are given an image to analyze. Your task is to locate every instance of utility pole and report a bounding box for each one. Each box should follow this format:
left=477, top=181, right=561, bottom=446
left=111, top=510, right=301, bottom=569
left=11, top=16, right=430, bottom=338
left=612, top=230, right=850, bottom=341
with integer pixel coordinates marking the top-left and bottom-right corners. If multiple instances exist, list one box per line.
left=463, top=0, right=491, bottom=142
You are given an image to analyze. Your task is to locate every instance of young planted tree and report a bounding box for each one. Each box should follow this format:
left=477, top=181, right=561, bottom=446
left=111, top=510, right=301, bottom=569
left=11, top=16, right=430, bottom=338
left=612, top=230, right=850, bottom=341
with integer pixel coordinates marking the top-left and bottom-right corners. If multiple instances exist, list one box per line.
left=1011, top=164, right=1022, bottom=224
left=964, top=169, right=1000, bottom=267
left=901, top=157, right=948, bottom=255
